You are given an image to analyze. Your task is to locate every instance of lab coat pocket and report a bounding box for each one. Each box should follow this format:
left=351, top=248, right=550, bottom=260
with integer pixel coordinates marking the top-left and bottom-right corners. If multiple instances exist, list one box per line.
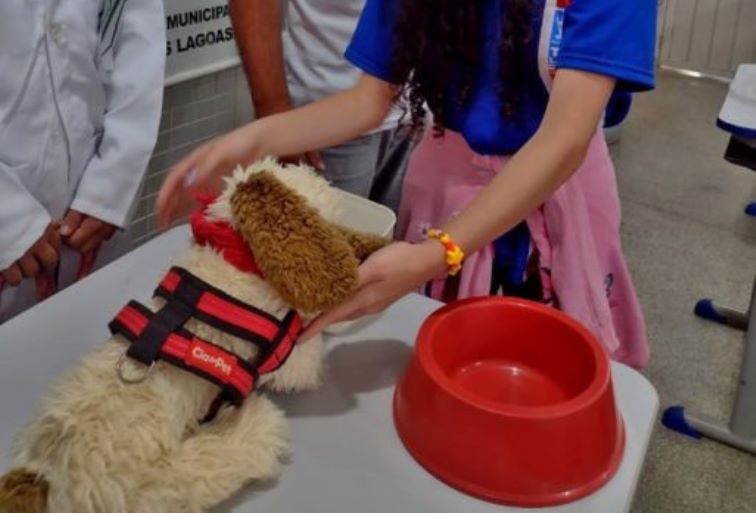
left=0, top=156, right=35, bottom=187
left=0, top=154, right=64, bottom=216
left=0, top=158, right=47, bottom=219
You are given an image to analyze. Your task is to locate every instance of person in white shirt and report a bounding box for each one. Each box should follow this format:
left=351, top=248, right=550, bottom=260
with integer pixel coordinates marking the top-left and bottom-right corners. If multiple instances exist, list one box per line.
left=0, top=0, right=166, bottom=322
left=228, top=0, right=412, bottom=212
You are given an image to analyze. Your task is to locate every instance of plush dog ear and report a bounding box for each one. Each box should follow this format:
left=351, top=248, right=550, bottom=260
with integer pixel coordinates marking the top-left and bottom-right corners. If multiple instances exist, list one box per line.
left=331, top=226, right=389, bottom=262
left=230, top=171, right=362, bottom=313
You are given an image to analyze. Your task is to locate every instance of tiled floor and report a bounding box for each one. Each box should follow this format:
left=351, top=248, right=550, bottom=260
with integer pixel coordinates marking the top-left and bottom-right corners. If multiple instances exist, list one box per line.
left=611, top=71, right=756, bottom=513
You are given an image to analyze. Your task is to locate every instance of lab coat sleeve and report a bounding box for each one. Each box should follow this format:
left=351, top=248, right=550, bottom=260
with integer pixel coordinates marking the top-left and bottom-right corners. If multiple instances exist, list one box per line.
left=0, top=171, right=50, bottom=269
left=70, top=0, right=166, bottom=228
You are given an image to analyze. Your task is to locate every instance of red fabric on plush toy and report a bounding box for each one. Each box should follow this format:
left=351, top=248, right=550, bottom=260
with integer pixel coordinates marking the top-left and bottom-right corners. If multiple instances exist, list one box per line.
left=190, top=194, right=263, bottom=276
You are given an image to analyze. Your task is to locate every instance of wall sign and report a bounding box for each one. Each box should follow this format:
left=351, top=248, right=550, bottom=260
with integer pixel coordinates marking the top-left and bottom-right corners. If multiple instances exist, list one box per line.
left=164, top=0, right=240, bottom=85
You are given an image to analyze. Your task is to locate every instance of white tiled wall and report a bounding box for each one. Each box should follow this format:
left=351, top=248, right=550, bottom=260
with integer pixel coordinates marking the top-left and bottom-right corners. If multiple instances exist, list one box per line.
left=658, top=0, right=756, bottom=77
left=127, top=66, right=253, bottom=246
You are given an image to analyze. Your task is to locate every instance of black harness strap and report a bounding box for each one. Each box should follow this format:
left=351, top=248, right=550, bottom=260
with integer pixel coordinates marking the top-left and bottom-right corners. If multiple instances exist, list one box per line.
left=154, top=267, right=285, bottom=349
left=110, top=301, right=256, bottom=403
left=110, top=268, right=304, bottom=412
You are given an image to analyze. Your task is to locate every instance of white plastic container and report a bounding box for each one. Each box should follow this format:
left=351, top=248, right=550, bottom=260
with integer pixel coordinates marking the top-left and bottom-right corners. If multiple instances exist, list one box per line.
left=325, top=190, right=396, bottom=334
left=333, top=189, right=396, bottom=239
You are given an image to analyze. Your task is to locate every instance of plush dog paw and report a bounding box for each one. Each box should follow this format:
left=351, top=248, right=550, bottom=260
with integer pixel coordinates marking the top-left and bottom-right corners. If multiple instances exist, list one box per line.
left=0, top=469, right=48, bottom=513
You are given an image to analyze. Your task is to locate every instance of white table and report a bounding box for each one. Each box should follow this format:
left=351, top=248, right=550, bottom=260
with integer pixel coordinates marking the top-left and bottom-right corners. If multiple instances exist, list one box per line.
left=0, top=226, right=658, bottom=513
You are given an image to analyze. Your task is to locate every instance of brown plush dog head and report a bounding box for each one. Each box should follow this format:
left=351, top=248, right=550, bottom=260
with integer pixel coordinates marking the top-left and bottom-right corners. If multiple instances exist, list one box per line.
left=205, top=158, right=389, bottom=314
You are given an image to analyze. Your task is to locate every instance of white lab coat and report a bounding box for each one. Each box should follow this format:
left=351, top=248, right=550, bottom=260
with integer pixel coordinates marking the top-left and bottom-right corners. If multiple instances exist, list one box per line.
left=0, top=0, right=165, bottom=321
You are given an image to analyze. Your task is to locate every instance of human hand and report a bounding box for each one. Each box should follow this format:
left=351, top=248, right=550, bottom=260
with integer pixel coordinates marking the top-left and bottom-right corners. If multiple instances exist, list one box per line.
left=1, top=223, right=61, bottom=286
left=156, top=123, right=261, bottom=228
left=300, top=241, right=447, bottom=341
left=60, top=210, right=116, bottom=254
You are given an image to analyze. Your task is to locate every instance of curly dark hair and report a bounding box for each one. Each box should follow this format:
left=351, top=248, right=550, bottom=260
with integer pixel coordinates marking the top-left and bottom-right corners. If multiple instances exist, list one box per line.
left=391, top=0, right=534, bottom=135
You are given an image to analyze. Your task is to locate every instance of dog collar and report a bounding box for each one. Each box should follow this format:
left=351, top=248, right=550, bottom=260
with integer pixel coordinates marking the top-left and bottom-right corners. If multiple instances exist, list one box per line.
left=109, top=267, right=302, bottom=406
left=190, top=193, right=263, bottom=276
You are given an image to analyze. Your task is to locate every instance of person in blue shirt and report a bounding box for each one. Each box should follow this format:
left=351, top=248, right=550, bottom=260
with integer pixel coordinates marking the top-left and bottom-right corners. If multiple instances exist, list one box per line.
left=157, top=0, right=656, bottom=363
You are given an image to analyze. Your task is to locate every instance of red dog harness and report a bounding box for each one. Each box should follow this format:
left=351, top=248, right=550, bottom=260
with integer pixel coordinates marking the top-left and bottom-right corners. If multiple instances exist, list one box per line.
left=110, top=267, right=302, bottom=406
left=110, top=196, right=305, bottom=419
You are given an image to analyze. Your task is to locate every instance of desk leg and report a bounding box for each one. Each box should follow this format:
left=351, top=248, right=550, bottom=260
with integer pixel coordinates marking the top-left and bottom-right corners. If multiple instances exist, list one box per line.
left=663, top=278, right=756, bottom=454
left=729, top=279, right=756, bottom=438
left=694, top=299, right=748, bottom=331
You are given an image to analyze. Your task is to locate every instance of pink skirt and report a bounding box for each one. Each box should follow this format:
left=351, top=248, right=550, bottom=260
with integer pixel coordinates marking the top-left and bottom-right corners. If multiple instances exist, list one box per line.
left=397, top=128, right=649, bottom=368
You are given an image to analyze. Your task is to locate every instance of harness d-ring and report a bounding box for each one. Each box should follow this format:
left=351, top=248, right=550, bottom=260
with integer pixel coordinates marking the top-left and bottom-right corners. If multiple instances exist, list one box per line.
left=115, top=352, right=155, bottom=384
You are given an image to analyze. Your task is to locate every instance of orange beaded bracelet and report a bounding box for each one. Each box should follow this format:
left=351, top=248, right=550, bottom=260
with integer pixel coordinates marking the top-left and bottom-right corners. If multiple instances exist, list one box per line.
left=426, top=228, right=465, bottom=276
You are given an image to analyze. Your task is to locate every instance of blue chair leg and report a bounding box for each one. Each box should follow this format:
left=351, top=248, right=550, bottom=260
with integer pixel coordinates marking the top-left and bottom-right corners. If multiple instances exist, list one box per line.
left=695, top=299, right=749, bottom=330
left=746, top=202, right=756, bottom=217
left=665, top=279, right=756, bottom=454
left=662, top=406, right=702, bottom=439
left=695, top=299, right=728, bottom=325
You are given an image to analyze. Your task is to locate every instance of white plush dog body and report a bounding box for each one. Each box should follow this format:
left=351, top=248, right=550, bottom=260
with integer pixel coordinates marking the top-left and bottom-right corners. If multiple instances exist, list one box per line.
left=0, top=160, right=385, bottom=513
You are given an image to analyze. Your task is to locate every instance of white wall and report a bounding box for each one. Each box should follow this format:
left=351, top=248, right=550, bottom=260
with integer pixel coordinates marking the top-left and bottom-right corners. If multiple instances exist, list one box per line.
left=127, top=67, right=253, bottom=245
left=125, top=0, right=253, bottom=245
left=659, top=0, right=756, bottom=77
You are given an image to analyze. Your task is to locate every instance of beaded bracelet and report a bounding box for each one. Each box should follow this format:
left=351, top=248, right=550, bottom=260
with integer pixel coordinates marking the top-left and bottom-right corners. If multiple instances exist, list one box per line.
left=426, top=229, right=465, bottom=276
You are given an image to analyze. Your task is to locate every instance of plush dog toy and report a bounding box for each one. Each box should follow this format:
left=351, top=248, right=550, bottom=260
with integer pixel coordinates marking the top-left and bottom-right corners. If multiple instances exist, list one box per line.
left=0, top=158, right=388, bottom=513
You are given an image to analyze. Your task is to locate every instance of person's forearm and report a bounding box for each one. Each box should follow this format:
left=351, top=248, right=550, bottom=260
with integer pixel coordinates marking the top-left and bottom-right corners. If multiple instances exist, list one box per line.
left=443, top=129, right=589, bottom=255
left=229, top=0, right=291, bottom=116
left=248, top=75, right=395, bottom=159
left=443, top=69, right=615, bottom=256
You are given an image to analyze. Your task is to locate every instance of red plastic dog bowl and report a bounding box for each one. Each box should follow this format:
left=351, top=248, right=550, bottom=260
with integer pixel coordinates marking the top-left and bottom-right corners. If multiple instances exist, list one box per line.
left=393, top=297, right=624, bottom=507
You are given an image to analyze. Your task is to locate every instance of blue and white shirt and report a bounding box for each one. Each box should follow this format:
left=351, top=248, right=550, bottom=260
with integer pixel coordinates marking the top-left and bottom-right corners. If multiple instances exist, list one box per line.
left=346, top=0, right=657, bottom=155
